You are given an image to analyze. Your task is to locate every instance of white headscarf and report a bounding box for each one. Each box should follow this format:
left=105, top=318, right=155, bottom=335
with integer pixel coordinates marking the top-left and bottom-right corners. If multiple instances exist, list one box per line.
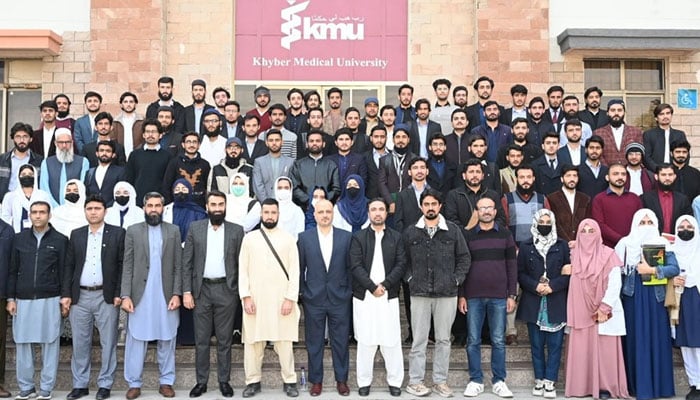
left=672, top=215, right=700, bottom=289
left=226, top=173, right=261, bottom=232
left=274, top=176, right=304, bottom=238
left=105, top=181, right=144, bottom=229
left=615, top=208, right=669, bottom=274
left=50, top=178, right=87, bottom=236
left=530, top=208, right=558, bottom=264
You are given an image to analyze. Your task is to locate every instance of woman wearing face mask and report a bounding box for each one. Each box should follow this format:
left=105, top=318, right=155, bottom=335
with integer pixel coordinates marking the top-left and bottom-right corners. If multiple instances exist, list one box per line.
left=614, top=209, right=679, bottom=400
left=333, top=174, right=369, bottom=233
left=163, top=178, right=207, bottom=244
left=516, top=209, right=570, bottom=398
left=565, top=219, right=628, bottom=400
left=225, top=172, right=260, bottom=232
left=672, top=215, right=700, bottom=400
left=304, top=186, right=327, bottom=230
left=105, top=181, right=144, bottom=229
left=50, top=178, right=88, bottom=237
left=273, top=176, right=304, bottom=239
left=0, top=164, right=51, bottom=233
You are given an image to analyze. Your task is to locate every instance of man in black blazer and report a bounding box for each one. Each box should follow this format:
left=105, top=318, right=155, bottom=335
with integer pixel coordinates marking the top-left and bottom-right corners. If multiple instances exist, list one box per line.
left=84, top=141, right=126, bottom=207
left=297, top=200, right=353, bottom=396
left=395, top=158, right=429, bottom=233
left=577, top=135, right=609, bottom=199
left=641, top=164, right=692, bottom=235
left=532, top=132, right=563, bottom=195
left=65, top=195, right=126, bottom=400
left=643, top=103, right=687, bottom=173
left=240, top=116, right=269, bottom=165
left=364, top=126, right=391, bottom=200
left=183, top=191, right=245, bottom=398
left=407, top=99, right=442, bottom=158
left=556, top=119, right=587, bottom=167
left=426, top=134, right=458, bottom=196
left=182, top=79, right=214, bottom=135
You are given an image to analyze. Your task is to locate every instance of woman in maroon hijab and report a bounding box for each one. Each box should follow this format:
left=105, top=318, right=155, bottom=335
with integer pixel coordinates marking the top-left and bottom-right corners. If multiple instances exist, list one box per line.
left=565, top=219, right=629, bottom=399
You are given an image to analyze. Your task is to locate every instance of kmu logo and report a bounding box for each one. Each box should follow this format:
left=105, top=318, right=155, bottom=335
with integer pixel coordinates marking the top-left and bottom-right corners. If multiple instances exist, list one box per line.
left=281, top=0, right=365, bottom=50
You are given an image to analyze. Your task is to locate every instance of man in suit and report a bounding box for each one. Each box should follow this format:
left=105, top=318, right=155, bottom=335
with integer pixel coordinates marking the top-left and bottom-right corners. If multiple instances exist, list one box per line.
left=543, top=85, right=565, bottom=133
left=556, top=119, right=587, bottom=166
left=641, top=164, right=692, bottom=235
left=155, top=106, right=183, bottom=157
left=469, top=101, right=513, bottom=164
left=407, top=99, right=442, bottom=158
left=594, top=99, right=643, bottom=166
left=81, top=112, right=127, bottom=167
left=74, top=91, right=103, bottom=154
left=500, top=84, right=529, bottom=124
left=182, top=79, right=214, bottom=135
left=327, top=128, right=368, bottom=187
left=466, top=76, right=505, bottom=129
left=426, top=134, right=457, bottom=197
left=84, top=140, right=126, bottom=207
left=378, top=127, right=418, bottom=216
left=364, top=126, right=391, bottom=200
left=577, top=135, right=609, bottom=200
left=65, top=195, right=125, bottom=400
left=547, top=165, right=591, bottom=244
left=298, top=200, right=353, bottom=396
left=577, top=86, right=609, bottom=131
left=240, top=115, right=269, bottom=165
left=31, top=100, right=61, bottom=158
left=557, top=96, right=593, bottom=148
left=532, top=132, right=563, bottom=195
left=252, top=130, right=294, bottom=202
left=222, top=100, right=244, bottom=140
left=643, top=103, right=687, bottom=173
left=145, top=76, right=186, bottom=134
left=121, top=192, right=182, bottom=400
left=395, top=158, right=429, bottom=233
left=183, top=191, right=245, bottom=398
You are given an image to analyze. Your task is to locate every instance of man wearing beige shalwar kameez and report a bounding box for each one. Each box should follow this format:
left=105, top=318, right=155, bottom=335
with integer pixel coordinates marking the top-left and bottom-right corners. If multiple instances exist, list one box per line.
left=239, top=199, right=300, bottom=398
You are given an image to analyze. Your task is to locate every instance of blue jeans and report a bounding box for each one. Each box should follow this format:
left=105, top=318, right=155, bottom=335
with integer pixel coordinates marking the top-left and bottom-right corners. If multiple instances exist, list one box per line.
left=526, top=322, right=564, bottom=382
left=466, top=298, right=506, bottom=384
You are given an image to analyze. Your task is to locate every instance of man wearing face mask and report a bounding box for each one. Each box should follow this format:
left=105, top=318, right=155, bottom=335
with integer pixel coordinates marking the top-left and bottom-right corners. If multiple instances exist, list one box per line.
left=50, top=179, right=88, bottom=238
left=183, top=191, right=244, bottom=398
left=0, top=165, right=51, bottom=233
left=105, top=181, right=144, bottom=229
left=0, top=122, right=43, bottom=202
left=641, top=164, right=692, bottom=235
left=210, top=138, right=253, bottom=195
left=198, top=109, right=227, bottom=167
left=121, top=192, right=182, bottom=400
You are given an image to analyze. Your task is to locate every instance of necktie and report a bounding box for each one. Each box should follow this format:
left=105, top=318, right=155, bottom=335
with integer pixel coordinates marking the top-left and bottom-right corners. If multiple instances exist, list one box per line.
left=552, top=110, right=558, bottom=122
left=549, top=159, right=556, bottom=170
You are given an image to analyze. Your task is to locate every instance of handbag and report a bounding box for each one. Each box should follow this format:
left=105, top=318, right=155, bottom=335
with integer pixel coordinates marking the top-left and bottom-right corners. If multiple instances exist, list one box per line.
left=260, top=229, right=289, bottom=281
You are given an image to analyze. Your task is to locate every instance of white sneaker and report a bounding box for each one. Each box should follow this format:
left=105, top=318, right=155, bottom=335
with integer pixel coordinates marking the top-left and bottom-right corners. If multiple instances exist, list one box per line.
left=463, top=382, right=484, bottom=397
left=406, top=382, right=431, bottom=397
left=492, top=381, right=513, bottom=398
left=433, top=383, right=454, bottom=398
left=543, top=380, right=556, bottom=398
left=532, top=379, right=544, bottom=396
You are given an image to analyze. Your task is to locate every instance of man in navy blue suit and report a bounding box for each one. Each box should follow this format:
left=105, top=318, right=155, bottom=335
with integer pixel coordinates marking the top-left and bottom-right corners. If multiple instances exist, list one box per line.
left=297, top=200, right=353, bottom=397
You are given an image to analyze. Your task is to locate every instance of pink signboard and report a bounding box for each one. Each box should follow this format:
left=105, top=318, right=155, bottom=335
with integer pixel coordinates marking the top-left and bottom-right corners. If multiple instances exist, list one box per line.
left=235, top=0, right=408, bottom=81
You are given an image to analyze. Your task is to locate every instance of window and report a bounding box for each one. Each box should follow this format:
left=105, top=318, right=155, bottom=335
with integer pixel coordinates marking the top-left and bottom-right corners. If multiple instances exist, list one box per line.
left=584, top=59, right=664, bottom=130
left=1, top=59, right=42, bottom=152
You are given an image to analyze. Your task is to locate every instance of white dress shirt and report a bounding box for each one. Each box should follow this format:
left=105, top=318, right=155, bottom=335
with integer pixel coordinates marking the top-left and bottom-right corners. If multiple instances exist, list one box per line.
left=80, top=224, right=105, bottom=286
left=318, top=227, right=333, bottom=271
left=203, top=223, right=226, bottom=278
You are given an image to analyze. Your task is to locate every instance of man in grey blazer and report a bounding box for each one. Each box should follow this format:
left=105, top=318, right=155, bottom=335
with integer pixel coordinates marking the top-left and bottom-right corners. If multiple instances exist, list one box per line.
left=120, top=192, right=182, bottom=400
left=252, top=130, right=294, bottom=202
left=183, top=191, right=245, bottom=398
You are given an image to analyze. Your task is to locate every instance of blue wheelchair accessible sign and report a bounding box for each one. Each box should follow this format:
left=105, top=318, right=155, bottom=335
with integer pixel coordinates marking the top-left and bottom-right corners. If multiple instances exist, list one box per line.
left=678, top=89, right=697, bottom=110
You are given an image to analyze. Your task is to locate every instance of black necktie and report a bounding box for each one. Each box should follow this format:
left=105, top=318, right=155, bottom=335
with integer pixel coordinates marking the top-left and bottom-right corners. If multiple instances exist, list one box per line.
left=549, top=159, right=556, bottom=170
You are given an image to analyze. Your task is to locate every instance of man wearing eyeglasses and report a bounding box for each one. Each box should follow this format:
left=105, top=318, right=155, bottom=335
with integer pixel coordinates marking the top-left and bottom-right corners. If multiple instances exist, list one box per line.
left=39, top=128, right=90, bottom=207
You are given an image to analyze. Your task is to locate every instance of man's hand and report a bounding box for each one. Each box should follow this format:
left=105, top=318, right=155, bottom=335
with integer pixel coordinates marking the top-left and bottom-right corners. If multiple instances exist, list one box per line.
left=506, top=298, right=516, bottom=313
left=243, top=297, right=256, bottom=315
left=60, top=297, right=72, bottom=317
left=6, top=301, right=16, bottom=316
left=458, top=297, right=467, bottom=314
left=389, top=203, right=396, bottom=214
left=183, top=293, right=195, bottom=310
left=281, top=299, right=293, bottom=316
left=167, top=295, right=180, bottom=311
left=121, top=297, right=134, bottom=313
left=561, top=264, right=572, bottom=275
left=372, top=284, right=385, bottom=297
left=112, top=297, right=122, bottom=307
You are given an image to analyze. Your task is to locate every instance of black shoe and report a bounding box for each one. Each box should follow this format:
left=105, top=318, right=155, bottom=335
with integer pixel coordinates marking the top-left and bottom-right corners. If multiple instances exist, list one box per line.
left=95, top=388, right=110, bottom=400
left=67, top=388, right=89, bottom=400
left=242, top=383, right=261, bottom=398
left=389, top=386, right=402, bottom=397
left=219, top=383, right=234, bottom=398
left=599, top=390, right=611, bottom=400
left=232, top=330, right=242, bottom=345
left=403, top=335, right=413, bottom=345
left=358, top=386, right=370, bottom=397
left=60, top=336, right=72, bottom=346
left=687, top=386, right=700, bottom=400
left=283, top=383, right=299, bottom=398
left=188, top=384, right=207, bottom=398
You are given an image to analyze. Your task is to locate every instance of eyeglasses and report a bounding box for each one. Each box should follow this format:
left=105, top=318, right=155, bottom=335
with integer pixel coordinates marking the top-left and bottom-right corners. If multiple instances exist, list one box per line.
left=203, top=119, right=220, bottom=124
left=477, top=206, right=494, bottom=211
left=184, top=140, right=199, bottom=145
left=56, top=140, right=72, bottom=145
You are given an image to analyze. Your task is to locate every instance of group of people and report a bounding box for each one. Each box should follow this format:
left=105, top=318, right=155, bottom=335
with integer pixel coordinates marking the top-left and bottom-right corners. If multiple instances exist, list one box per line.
left=0, top=75, right=698, bottom=400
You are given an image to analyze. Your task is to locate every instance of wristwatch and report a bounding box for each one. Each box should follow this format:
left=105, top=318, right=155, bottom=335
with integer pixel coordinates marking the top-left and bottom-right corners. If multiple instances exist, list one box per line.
left=509, top=295, right=517, bottom=300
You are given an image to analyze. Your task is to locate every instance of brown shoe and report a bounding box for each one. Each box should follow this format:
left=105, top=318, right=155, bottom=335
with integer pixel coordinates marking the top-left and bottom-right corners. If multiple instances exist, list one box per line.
left=506, top=334, right=518, bottom=346
left=310, top=383, right=322, bottom=396
left=336, top=382, right=350, bottom=396
left=0, top=385, right=10, bottom=398
left=158, top=385, right=175, bottom=398
left=125, top=388, right=140, bottom=400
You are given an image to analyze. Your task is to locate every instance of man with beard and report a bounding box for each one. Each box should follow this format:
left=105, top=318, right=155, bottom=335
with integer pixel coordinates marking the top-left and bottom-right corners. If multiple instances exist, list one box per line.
left=556, top=119, right=587, bottom=166
left=546, top=164, right=591, bottom=244
left=222, top=101, right=244, bottom=140
left=328, top=128, right=368, bottom=186
left=253, top=130, right=294, bottom=202
left=125, top=119, right=173, bottom=206
left=183, top=79, right=214, bottom=135
left=239, top=199, right=301, bottom=398
left=240, top=116, right=269, bottom=164
left=121, top=192, right=182, bottom=400
left=501, top=165, right=551, bottom=246
left=444, top=108, right=471, bottom=166
left=670, top=140, right=700, bottom=201
left=246, top=86, right=272, bottom=134
left=466, top=76, right=505, bottom=129
left=284, top=88, right=307, bottom=135
left=408, top=99, right=442, bottom=159
left=74, top=91, right=104, bottom=154
left=453, top=85, right=469, bottom=110
left=304, top=90, right=322, bottom=110
left=643, top=103, right=687, bottom=172
left=426, top=134, right=457, bottom=196
left=500, top=84, right=529, bottom=124
left=113, top=92, right=144, bottom=158
left=0, top=122, right=43, bottom=202
left=577, top=136, right=610, bottom=200
left=156, top=106, right=183, bottom=157
left=466, top=135, right=504, bottom=196
left=211, top=137, right=253, bottom=195
left=641, top=164, right=692, bottom=235
left=358, top=97, right=380, bottom=137
left=526, top=97, right=555, bottom=148
left=499, top=145, right=523, bottom=194
left=84, top=140, right=126, bottom=207
left=298, top=107, right=333, bottom=158
left=82, top=112, right=127, bottom=167
left=544, top=86, right=565, bottom=132
left=290, top=130, right=341, bottom=207
left=395, top=84, right=416, bottom=125
left=557, top=96, right=592, bottom=147
left=469, top=101, right=513, bottom=163
left=430, top=79, right=457, bottom=135
left=212, top=87, right=230, bottom=114
left=344, top=107, right=370, bottom=154
left=531, top=132, right=563, bottom=195
left=31, top=100, right=61, bottom=157
left=364, top=126, right=391, bottom=199
left=623, top=143, right=655, bottom=196
left=264, top=104, right=298, bottom=159
left=496, top=118, right=541, bottom=169
left=324, top=87, right=345, bottom=134
left=379, top=105, right=397, bottom=151
left=444, top=158, right=506, bottom=230
left=183, top=191, right=244, bottom=398
left=577, top=86, right=609, bottom=131
left=594, top=99, right=643, bottom=165
left=198, top=109, right=227, bottom=167
left=404, top=189, right=470, bottom=398
left=162, top=132, right=211, bottom=207
left=52, top=94, right=76, bottom=132
left=39, top=128, right=90, bottom=206
left=591, top=163, right=642, bottom=247
left=146, top=76, right=186, bottom=134
left=378, top=127, right=417, bottom=215
left=395, top=158, right=430, bottom=233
